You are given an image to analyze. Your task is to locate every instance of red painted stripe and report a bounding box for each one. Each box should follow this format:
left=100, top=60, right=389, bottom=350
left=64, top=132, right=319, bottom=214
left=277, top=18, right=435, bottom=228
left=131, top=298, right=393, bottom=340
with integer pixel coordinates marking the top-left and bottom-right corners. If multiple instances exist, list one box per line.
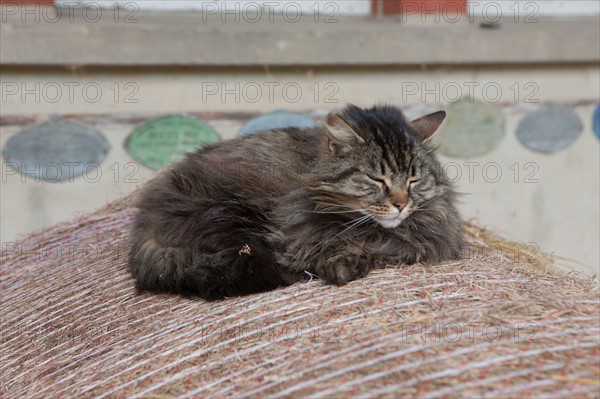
left=372, top=0, right=467, bottom=15
left=0, top=0, right=54, bottom=4
left=0, top=0, right=54, bottom=5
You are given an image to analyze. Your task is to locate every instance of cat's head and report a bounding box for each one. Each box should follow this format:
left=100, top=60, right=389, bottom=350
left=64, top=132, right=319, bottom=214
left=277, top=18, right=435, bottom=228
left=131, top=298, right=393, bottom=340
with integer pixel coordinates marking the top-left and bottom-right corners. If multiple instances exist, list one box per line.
left=306, top=104, right=451, bottom=229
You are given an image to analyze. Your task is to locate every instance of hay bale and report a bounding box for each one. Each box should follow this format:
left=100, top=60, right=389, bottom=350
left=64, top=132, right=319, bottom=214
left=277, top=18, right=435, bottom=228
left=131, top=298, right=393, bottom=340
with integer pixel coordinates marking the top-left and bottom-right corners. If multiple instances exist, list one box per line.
left=1, top=197, right=599, bottom=398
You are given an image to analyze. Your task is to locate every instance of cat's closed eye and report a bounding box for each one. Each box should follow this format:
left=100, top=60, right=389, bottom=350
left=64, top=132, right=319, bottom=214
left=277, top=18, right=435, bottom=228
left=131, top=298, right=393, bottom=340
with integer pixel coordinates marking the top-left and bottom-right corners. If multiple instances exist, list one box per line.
left=408, top=178, right=421, bottom=192
left=367, top=175, right=388, bottom=191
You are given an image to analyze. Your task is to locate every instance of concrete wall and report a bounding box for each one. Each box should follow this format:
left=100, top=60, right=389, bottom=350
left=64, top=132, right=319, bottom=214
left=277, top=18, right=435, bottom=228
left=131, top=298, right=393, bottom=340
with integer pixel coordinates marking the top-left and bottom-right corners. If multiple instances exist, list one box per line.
left=1, top=64, right=598, bottom=276
left=58, top=0, right=600, bottom=16
left=58, top=1, right=373, bottom=15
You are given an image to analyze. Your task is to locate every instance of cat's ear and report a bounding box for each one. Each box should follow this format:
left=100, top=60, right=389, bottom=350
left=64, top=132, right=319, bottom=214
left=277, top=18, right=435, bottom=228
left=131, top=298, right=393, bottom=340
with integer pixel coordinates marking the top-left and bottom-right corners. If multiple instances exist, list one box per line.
left=325, top=113, right=364, bottom=153
left=409, top=111, right=446, bottom=142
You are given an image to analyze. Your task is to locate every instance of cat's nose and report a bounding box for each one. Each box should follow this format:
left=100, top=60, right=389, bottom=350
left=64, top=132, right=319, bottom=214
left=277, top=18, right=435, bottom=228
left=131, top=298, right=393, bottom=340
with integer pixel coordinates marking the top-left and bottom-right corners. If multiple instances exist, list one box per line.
left=390, top=190, right=409, bottom=212
left=393, top=202, right=408, bottom=212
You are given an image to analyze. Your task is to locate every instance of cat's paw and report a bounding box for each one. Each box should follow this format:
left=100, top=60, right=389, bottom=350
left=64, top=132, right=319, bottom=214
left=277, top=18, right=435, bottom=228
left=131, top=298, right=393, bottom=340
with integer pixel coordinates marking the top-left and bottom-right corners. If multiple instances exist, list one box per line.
left=316, top=254, right=372, bottom=286
left=365, top=253, right=388, bottom=270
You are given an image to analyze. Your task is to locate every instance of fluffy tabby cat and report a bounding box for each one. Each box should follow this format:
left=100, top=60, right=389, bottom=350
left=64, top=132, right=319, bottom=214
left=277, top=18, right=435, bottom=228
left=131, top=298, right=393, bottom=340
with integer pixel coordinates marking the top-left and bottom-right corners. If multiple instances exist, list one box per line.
left=128, top=104, right=463, bottom=299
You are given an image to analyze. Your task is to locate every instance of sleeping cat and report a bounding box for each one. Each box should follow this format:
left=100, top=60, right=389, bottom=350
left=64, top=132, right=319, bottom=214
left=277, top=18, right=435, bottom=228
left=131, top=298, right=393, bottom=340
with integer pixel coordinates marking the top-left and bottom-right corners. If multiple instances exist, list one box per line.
left=128, top=104, right=463, bottom=300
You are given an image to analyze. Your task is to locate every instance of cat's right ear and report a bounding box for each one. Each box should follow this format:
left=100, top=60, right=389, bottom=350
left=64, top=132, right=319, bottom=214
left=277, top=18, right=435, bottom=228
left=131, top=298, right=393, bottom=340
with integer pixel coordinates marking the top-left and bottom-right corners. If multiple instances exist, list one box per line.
left=409, top=111, right=446, bottom=142
left=325, top=113, right=364, bottom=153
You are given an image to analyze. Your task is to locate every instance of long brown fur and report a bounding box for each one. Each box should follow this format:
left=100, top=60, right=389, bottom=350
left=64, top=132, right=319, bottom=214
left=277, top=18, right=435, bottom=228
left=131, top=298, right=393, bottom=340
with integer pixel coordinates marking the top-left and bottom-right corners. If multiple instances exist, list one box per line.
left=128, top=104, right=463, bottom=299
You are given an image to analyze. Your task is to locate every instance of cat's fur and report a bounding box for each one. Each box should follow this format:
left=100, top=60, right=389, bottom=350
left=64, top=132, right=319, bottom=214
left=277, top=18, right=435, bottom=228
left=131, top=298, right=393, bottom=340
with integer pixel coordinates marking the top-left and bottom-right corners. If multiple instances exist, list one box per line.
left=128, top=104, right=463, bottom=300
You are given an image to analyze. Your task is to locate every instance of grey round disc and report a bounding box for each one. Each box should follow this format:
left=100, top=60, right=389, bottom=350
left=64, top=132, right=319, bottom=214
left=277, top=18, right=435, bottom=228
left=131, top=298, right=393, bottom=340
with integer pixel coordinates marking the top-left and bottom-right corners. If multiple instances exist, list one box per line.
left=434, top=100, right=505, bottom=158
left=516, top=104, right=582, bottom=153
left=1, top=116, right=111, bottom=182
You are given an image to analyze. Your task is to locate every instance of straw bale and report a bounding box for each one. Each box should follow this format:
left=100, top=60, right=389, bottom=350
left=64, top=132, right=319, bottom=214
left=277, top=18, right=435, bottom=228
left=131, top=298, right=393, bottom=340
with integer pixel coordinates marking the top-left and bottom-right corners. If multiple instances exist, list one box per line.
left=1, top=197, right=598, bottom=398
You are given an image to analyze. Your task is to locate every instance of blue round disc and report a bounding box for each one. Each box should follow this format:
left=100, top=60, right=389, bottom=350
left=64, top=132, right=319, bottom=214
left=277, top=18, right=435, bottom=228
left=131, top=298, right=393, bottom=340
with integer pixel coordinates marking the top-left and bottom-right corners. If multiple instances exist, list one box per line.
left=516, top=104, right=582, bottom=153
left=593, top=104, right=600, bottom=140
left=239, top=110, right=317, bottom=136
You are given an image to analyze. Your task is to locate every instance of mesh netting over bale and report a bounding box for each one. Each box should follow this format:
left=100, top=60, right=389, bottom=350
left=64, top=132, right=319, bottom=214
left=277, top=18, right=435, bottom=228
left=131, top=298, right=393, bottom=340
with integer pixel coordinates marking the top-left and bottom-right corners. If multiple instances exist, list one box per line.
left=1, top=197, right=599, bottom=398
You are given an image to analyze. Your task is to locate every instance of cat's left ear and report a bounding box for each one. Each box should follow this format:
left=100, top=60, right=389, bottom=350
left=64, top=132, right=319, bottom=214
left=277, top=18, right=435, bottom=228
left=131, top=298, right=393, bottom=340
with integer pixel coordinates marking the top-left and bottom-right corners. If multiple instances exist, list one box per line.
left=325, top=112, right=364, bottom=153
left=409, top=111, right=446, bottom=142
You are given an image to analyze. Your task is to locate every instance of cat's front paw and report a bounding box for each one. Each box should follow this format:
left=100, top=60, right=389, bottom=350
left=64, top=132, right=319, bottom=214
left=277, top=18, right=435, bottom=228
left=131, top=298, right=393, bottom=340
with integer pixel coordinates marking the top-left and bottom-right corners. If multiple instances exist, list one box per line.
left=316, top=253, right=371, bottom=286
left=365, top=253, right=388, bottom=270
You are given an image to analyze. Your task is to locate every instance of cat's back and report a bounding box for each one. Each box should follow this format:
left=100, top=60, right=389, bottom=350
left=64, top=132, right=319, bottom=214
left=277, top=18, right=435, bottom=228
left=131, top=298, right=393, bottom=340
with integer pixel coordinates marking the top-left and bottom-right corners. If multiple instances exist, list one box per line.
left=161, top=126, right=323, bottom=202
left=198, top=126, right=322, bottom=165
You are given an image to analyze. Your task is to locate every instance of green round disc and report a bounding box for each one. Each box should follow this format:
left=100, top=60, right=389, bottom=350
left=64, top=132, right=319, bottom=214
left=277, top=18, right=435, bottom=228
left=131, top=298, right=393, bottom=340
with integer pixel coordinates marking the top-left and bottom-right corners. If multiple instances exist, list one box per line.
left=126, top=115, right=221, bottom=170
left=434, top=100, right=505, bottom=158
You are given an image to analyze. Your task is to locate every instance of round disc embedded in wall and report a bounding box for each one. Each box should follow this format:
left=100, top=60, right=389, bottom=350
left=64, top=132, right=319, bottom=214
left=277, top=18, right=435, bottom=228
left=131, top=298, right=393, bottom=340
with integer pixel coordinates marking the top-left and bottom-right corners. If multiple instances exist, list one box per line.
left=125, top=114, right=221, bottom=170
left=239, top=110, right=317, bottom=136
left=1, top=115, right=111, bottom=183
left=593, top=104, right=600, bottom=140
left=433, top=99, right=505, bottom=158
left=516, top=103, right=582, bottom=153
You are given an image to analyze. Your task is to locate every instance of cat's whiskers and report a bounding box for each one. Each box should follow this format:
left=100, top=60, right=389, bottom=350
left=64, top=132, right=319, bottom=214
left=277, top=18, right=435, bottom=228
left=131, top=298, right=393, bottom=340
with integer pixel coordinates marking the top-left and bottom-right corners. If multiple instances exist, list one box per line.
left=334, top=215, right=374, bottom=239
left=308, top=201, right=368, bottom=215
left=341, top=214, right=372, bottom=226
left=304, top=208, right=367, bottom=215
left=417, top=188, right=454, bottom=208
left=303, top=209, right=366, bottom=214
